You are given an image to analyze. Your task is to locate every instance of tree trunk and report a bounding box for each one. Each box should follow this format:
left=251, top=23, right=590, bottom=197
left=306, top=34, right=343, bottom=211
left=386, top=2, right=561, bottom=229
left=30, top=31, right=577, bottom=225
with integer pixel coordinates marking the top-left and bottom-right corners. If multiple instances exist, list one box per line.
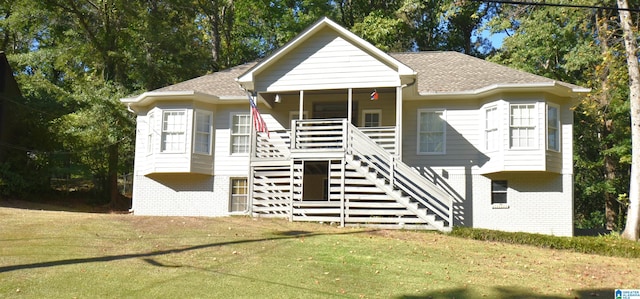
left=617, top=0, right=640, bottom=241
left=108, top=143, right=119, bottom=210
left=605, top=154, right=619, bottom=230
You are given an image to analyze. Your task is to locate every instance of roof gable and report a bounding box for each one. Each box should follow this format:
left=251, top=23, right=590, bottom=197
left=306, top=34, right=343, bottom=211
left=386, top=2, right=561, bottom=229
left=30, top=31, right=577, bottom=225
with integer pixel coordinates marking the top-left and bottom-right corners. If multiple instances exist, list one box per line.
left=236, top=17, right=414, bottom=91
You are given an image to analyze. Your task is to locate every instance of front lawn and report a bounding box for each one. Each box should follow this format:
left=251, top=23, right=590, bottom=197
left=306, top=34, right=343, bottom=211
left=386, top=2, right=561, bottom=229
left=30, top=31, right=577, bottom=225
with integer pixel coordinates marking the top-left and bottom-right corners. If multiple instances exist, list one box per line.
left=0, top=205, right=638, bottom=298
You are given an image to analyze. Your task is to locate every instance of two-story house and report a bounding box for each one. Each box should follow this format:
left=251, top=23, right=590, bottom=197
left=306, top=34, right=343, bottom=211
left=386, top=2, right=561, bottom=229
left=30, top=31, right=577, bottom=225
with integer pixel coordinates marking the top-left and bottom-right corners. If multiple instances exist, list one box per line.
left=121, top=18, right=589, bottom=236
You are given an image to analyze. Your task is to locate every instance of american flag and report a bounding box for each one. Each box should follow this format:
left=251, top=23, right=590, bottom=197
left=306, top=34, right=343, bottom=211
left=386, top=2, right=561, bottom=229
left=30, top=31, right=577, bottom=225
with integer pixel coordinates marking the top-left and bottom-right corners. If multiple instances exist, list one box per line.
left=248, top=92, right=269, bottom=138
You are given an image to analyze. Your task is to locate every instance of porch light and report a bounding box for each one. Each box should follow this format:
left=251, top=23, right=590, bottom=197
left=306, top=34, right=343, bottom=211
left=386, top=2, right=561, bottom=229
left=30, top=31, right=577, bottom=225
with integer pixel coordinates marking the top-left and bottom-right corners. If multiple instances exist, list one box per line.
left=274, top=94, right=281, bottom=103
left=370, top=89, right=379, bottom=101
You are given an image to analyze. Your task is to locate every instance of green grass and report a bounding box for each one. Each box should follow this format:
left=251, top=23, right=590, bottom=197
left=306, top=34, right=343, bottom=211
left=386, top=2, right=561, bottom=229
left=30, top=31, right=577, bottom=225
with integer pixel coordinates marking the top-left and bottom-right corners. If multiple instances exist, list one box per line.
left=1, top=205, right=639, bottom=298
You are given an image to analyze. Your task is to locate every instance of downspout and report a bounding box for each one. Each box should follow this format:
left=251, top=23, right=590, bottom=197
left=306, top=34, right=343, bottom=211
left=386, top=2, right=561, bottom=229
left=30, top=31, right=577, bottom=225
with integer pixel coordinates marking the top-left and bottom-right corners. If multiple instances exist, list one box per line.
left=239, top=85, right=257, bottom=218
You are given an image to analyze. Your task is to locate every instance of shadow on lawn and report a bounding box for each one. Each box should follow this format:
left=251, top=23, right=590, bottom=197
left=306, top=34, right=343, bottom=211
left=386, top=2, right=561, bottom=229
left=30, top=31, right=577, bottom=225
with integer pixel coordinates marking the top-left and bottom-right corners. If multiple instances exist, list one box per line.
left=141, top=257, right=349, bottom=298
left=0, top=230, right=365, bottom=273
left=397, top=287, right=614, bottom=299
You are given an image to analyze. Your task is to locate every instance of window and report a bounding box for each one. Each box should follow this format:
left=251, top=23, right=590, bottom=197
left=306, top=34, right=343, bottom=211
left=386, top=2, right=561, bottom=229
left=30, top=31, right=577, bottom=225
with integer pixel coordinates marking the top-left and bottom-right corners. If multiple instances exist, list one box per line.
left=510, top=104, right=536, bottom=148
left=161, top=110, right=187, bottom=152
left=231, top=113, right=250, bottom=154
left=418, top=110, right=446, bottom=154
left=485, top=106, right=499, bottom=151
left=194, top=110, right=212, bottom=155
left=147, top=112, right=154, bottom=154
left=362, top=109, right=382, bottom=127
left=547, top=105, right=560, bottom=151
left=491, top=180, right=508, bottom=204
left=289, top=111, right=308, bottom=129
left=230, top=178, right=248, bottom=212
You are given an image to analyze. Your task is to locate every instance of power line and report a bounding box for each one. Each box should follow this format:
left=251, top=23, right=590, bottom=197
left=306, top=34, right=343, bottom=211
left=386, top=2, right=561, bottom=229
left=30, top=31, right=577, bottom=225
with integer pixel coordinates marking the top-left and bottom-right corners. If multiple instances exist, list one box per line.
left=469, top=0, right=640, bottom=12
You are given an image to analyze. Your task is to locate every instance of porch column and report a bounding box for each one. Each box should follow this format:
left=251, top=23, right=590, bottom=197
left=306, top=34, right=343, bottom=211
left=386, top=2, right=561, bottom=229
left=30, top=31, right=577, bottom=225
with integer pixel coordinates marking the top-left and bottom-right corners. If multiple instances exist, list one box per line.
left=347, top=88, right=353, bottom=124
left=298, top=90, right=304, bottom=120
left=396, top=86, right=403, bottom=159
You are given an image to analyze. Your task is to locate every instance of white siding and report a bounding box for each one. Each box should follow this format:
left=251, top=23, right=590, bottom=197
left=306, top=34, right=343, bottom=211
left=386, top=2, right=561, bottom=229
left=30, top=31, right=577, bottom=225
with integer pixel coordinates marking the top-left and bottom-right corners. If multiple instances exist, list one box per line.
left=560, top=103, right=573, bottom=174
left=402, top=100, right=483, bottom=173
left=255, top=27, right=400, bottom=92
left=213, top=105, right=252, bottom=177
left=191, top=153, right=214, bottom=175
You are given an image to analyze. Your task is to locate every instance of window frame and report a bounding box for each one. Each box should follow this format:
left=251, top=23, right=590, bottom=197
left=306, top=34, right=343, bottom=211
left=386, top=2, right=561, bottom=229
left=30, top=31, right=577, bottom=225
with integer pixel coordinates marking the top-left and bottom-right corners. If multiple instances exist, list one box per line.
left=229, top=177, right=249, bottom=213
left=491, top=180, right=508, bottom=205
left=230, top=112, right=251, bottom=155
left=361, top=109, right=382, bottom=127
left=417, top=109, right=446, bottom=155
left=193, top=110, right=213, bottom=155
left=546, top=103, right=561, bottom=152
left=160, top=109, right=187, bottom=153
left=484, top=105, right=499, bottom=152
left=147, top=112, right=155, bottom=155
left=509, top=103, right=537, bottom=149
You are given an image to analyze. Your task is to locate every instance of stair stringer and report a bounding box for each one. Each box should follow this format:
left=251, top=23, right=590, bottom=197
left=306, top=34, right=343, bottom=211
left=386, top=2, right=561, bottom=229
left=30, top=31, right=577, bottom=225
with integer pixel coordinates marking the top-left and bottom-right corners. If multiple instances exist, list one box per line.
left=345, top=155, right=450, bottom=232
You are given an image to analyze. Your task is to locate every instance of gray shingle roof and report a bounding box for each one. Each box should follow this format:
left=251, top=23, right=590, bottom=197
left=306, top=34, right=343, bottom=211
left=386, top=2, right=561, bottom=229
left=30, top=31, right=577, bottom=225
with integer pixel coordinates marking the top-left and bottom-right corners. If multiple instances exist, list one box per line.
left=154, top=61, right=258, bottom=97
left=150, top=51, right=585, bottom=97
left=390, top=51, right=585, bottom=94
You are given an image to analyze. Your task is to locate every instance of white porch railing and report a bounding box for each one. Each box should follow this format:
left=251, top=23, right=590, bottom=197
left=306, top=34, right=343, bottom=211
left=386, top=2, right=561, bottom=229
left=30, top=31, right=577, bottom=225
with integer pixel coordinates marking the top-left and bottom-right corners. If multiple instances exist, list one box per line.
left=255, top=130, right=290, bottom=160
left=253, top=119, right=397, bottom=159
left=345, top=122, right=454, bottom=228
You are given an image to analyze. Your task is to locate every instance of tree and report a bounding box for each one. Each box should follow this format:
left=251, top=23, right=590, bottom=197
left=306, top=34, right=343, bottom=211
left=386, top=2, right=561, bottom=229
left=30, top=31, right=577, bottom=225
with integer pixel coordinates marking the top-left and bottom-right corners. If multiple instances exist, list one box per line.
left=485, top=0, right=636, bottom=231
left=617, top=0, right=640, bottom=241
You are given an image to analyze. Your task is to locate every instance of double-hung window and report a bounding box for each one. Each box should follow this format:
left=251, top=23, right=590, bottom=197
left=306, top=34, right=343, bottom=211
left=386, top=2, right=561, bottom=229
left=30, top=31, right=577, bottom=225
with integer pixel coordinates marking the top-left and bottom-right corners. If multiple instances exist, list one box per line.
left=161, top=110, right=187, bottom=152
left=231, top=113, right=250, bottom=154
left=194, top=110, right=213, bottom=155
left=491, top=180, right=508, bottom=205
left=547, top=105, right=560, bottom=151
left=362, top=109, right=382, bottom=127
left=510, top=104, right=536, bottom=148
left=485, top=106, right=499, bottom=151
left=230, top=178, right=248, bottom=212
left=417, top=109, right=446, bottom=154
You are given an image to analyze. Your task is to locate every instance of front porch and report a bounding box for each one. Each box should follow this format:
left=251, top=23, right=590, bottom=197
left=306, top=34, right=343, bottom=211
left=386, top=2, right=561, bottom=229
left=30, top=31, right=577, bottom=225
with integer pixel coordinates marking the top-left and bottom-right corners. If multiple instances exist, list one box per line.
left=248, top=119, right=454, bottom=232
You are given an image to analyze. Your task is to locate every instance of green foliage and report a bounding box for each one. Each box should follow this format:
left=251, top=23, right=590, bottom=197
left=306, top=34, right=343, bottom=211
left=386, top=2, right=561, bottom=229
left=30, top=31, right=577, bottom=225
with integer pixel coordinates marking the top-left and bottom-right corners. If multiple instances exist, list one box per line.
left=575, top=210, right=607, bottom=229
left=486, top=0, right=634, bottom=230
left=451, top=227, right=640, bottom=258
left=351, top=10, right=410, bottom=52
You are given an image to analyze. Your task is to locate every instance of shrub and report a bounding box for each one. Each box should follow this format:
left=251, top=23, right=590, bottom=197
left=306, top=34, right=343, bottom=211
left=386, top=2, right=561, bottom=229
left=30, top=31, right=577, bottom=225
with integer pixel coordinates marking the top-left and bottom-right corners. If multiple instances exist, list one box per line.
left=450, top=227, right=640, bottom=258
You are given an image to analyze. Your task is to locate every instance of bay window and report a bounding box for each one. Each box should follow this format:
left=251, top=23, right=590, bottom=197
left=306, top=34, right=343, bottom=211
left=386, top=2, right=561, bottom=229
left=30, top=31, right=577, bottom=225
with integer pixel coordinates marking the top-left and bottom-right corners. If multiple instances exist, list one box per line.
left=194, top=110, right=212, bottom=155
left=509, top=104, right=536, bottom=149
left=547, top=105, right=560, bottom=151
left=161, top=110, right=187, bottom=152
left=485, top=106, right=499, bottom=151
left=147, top=112, right=154, bottom=154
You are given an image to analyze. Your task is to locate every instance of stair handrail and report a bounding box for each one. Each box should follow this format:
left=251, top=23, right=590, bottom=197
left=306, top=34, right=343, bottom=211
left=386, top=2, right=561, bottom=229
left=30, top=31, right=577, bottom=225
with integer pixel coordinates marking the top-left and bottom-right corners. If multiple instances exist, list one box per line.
left=345, top=122, right=453, bottom=226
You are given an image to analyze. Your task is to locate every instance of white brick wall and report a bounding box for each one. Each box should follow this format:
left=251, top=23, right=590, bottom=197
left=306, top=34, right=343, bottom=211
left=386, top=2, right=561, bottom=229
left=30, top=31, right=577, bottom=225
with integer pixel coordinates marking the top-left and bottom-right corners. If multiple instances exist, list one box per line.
left=131, top=174, right=230, bottom=217
left=471, top=173, right=573, bottom=237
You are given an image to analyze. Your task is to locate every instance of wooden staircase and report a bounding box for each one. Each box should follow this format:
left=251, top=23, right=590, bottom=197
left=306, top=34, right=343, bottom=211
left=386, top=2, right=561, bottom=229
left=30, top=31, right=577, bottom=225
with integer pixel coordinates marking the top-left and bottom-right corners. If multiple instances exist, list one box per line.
left=250, top=119, right=453, bottom=232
